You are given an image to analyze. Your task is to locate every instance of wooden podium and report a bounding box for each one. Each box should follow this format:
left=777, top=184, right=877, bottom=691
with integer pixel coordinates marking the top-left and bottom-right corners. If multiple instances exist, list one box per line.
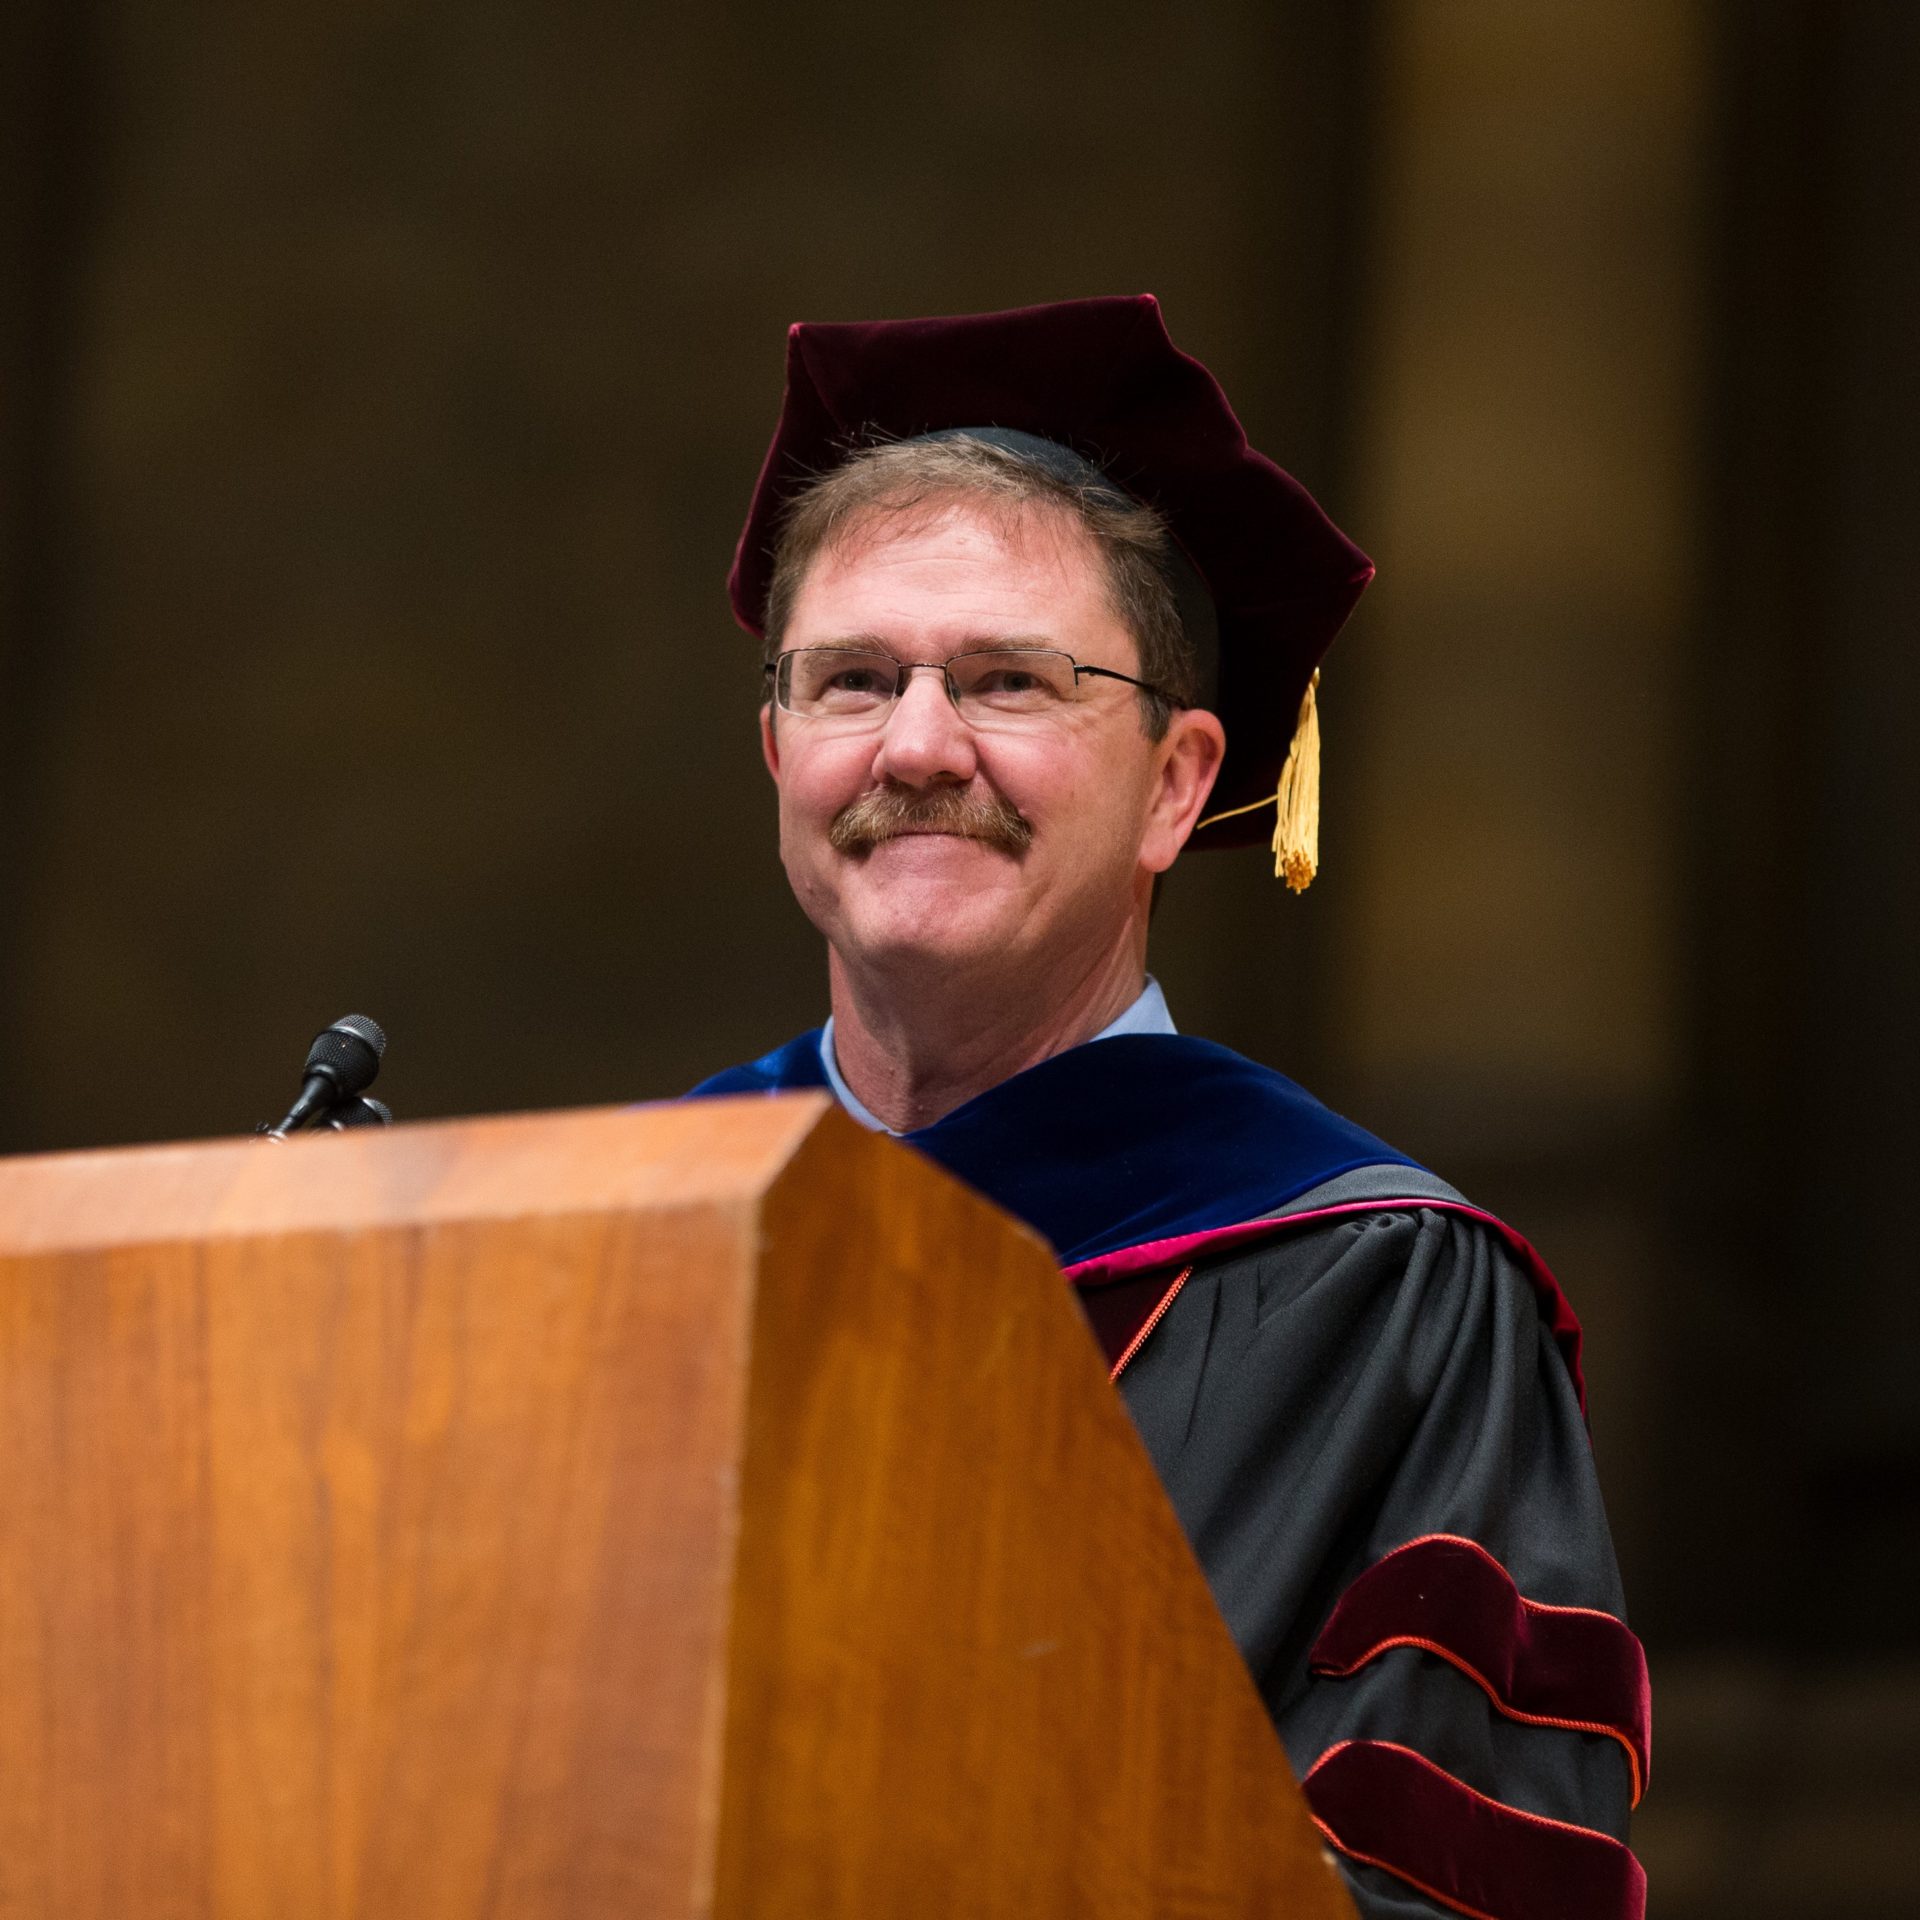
left=0, top=1097, right=1352, bottom=1918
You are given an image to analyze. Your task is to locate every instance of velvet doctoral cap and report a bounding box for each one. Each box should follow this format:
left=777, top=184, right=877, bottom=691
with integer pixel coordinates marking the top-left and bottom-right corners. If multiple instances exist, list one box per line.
left=728, top=293, right=1373, bottom=856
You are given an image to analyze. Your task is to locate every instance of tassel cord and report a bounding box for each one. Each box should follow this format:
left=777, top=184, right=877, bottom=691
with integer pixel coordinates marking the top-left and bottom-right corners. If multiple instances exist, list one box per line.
left=1196, top=670, right=1322, bottom=891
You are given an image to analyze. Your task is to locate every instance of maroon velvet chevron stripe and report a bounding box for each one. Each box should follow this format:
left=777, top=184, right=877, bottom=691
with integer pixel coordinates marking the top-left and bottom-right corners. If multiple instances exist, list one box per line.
left=1303, top=1740, right=1647, bottom=1920
left=1309, top=1534, right=1652, bottom=1804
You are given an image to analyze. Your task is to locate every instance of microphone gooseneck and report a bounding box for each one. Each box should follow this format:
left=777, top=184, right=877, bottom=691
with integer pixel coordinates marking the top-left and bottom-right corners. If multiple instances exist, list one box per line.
left=269, top=1014, right=388, bottom=1136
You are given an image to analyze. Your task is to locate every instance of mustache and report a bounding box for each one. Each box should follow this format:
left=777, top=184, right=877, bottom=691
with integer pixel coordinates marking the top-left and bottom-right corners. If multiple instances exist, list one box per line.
left=828, top=785, right=1034, bottom=857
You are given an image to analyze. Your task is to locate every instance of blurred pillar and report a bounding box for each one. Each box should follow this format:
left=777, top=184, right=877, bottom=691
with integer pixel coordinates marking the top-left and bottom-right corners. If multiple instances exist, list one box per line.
left=1686, top=0, right=1920, bottom=1652
left=1332, top=0, right=1707, bottom=1587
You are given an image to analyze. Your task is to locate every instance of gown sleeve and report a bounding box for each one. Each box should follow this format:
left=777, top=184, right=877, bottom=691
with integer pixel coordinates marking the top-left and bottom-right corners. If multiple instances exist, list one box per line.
left=1114, top=1205, right=1649, bottom=1920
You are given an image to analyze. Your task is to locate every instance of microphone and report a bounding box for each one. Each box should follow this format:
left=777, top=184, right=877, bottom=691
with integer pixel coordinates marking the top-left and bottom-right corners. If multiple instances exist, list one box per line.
left=269, top=1015, right=387, bottom=1136
left=318, top=1096, right=393, bottom=1131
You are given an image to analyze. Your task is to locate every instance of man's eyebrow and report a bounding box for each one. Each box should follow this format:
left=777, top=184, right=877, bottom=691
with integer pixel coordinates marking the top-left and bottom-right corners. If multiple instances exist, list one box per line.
left=796, top=633, right=1063, bottom=654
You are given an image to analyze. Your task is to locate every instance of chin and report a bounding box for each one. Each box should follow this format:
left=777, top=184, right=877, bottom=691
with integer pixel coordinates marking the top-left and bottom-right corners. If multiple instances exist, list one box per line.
left=831, top=867, right=1030, bottom=974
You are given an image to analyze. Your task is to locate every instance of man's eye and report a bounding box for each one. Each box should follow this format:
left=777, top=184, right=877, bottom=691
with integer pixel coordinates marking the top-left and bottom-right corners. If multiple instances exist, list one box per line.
left=820, top=664, right=890, bottom=696
left=972, top=668, right=1050, bottom=697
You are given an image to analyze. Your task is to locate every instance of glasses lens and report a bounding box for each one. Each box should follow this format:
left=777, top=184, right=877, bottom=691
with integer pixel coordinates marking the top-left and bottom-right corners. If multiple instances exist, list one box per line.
left=947, top=650, right=1077, bottom=719
left=781, top=649, right=899, bottom=717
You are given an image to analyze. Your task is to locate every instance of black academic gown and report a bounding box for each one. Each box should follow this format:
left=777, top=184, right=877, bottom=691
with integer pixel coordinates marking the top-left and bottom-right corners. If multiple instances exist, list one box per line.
left=691, top=1036, right=1648, bottom=1920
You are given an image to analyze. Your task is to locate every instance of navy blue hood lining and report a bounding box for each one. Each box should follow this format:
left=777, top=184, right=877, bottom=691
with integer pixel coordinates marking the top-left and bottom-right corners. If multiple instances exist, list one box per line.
left=688, top=1032, right=1420, bottom=1268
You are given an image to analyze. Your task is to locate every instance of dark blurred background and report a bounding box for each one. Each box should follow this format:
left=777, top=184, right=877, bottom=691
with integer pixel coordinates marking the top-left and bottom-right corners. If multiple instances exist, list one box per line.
left=2, top=1, right=1914, bottom=1910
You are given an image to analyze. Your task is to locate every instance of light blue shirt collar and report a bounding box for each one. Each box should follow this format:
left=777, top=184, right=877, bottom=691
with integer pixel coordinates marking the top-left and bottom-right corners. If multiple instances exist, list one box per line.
left=819, top=976, right=1176, bottom=1134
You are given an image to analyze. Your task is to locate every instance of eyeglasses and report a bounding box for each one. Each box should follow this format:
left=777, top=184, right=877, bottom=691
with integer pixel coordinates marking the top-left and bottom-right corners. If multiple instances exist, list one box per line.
left=766, top=646, right=1180, bottom=732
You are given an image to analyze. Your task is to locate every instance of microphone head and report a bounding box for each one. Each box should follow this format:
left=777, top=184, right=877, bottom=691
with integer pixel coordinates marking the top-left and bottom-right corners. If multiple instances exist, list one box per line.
left=302, top=1014, right=387, bottom=1099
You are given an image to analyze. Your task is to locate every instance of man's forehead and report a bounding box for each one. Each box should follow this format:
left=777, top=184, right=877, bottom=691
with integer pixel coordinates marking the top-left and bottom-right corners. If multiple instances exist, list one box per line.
left=789, top=494, right=1116, bottom=625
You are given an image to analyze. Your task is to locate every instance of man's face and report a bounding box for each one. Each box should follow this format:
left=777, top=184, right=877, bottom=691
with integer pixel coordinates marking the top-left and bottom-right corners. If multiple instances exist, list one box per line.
left=760, top=494, right=1219, bottom=990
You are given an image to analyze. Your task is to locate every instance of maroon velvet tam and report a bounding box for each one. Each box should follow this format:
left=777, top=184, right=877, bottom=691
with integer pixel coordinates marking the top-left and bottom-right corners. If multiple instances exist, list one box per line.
left=727, top=294, right=1374, bottom=850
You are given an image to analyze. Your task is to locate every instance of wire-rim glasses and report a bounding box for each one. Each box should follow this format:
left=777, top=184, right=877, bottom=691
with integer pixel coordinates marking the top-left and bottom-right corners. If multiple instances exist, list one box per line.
left=765, top=646, right=1180, bottom=732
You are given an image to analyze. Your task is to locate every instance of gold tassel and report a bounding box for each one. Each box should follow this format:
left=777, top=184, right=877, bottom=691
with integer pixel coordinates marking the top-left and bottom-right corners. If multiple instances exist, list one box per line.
left=1196, top=669, right=1323, bottom=890
left=1272, top=668, right=1320, bottom=891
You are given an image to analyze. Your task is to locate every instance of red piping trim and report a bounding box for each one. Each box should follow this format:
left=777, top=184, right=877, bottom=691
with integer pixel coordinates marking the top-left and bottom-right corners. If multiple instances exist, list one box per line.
left=1060, top=1198, right=1519, bottom=1282
left=1062, top=1198, right=1586, bottom=1411
left=1368, top=1534, right=1641, bottom=1628
left=1107, top=1265, right=1190, bottom=1381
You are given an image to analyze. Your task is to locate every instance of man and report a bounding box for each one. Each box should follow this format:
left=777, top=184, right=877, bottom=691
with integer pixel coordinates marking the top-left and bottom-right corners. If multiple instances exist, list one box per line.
left=691, top=296, right=1648, bottom=1920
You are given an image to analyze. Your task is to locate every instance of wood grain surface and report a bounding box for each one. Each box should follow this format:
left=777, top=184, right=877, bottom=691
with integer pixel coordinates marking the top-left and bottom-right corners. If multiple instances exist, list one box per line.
left=0, top=1097, right=827, bottom=1253
left=0, top=1103, right=804, bottom=1918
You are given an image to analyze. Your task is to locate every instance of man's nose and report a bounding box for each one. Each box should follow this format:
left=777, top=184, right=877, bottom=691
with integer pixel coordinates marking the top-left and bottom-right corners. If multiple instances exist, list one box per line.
left=870, top=666, right=979, bottom=788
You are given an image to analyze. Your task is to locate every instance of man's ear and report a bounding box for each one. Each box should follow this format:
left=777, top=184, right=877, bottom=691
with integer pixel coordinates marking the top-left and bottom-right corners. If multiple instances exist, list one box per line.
left=759, top=702, right=781, bottom=781
left=1141, top=708, right=1226, bottom=874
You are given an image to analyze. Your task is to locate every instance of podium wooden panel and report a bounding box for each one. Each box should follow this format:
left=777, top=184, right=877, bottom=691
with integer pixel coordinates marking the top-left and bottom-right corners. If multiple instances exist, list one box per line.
left=0, top=1097, right=1352, bottom=1918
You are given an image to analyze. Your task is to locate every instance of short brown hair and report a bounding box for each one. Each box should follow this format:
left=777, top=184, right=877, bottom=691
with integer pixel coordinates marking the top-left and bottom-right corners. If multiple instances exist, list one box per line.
left=762, top=435, right=1198, bottom=737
